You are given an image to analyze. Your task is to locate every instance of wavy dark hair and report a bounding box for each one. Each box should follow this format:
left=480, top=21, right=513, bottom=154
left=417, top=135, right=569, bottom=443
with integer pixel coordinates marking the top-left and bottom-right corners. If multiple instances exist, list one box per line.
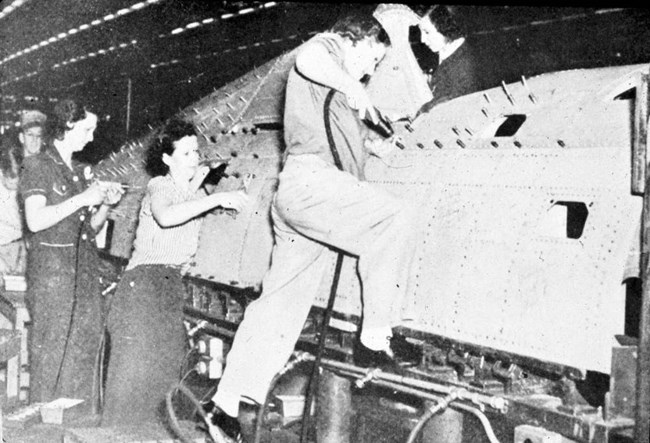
left=330, top=13, right=391, bottom=46
left=424, top=5, right=466, bottom=42
left=145, top=118, right=197, bottom=177
left=50, top=98, right=91, bottom=141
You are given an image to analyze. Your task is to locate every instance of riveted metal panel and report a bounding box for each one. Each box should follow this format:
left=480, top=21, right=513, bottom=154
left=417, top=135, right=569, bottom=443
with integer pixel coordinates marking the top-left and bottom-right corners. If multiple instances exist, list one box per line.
left=187, top=131, right=282, bottom=287
left=322, top=144, right=639, bottom=373
left=319, top=64, right=647, bottom=373
left=94, top=26, right=648, bottom=374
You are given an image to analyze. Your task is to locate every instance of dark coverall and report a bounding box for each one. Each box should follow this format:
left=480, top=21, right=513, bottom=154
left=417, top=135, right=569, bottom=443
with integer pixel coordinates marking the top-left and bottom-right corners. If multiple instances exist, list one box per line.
left=19, top=146, right=103, bottom=406
left=419, top=38, right=502, bottom=114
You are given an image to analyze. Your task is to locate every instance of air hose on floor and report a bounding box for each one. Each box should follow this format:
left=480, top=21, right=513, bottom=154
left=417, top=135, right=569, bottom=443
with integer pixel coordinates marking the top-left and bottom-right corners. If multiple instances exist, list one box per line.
left=166, top=380, right=209, bottom=443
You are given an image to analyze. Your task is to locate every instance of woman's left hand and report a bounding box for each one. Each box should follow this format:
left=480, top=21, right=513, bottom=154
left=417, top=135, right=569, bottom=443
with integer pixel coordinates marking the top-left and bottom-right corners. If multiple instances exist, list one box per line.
left=99, top=181, right=125, bottom=205
left=365, top=135, right=402, bottom=159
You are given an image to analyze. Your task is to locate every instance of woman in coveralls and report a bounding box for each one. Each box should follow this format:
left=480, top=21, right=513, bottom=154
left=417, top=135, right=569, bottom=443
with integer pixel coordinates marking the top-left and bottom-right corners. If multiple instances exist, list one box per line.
left=101, top=118, right=249, bottom=426
left=19, top=99, right=124, bottom=409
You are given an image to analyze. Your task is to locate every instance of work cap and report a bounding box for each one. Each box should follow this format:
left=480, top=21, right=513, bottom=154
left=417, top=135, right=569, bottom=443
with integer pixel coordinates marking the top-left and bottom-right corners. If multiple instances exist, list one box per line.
left=20, top=109, right=47, bottom=130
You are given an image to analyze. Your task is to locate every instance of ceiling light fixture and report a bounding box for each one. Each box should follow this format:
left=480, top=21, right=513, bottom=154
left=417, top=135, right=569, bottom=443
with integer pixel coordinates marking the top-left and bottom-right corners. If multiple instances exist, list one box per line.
left=0, top=0, right=167, bottom=66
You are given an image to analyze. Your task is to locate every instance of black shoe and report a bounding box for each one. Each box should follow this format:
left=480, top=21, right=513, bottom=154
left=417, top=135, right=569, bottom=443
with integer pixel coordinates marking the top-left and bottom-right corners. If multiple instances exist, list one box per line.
left=353, top=334, right=422, bottom=368
left=389, top=333, right=422, bottom=366
left=201, top=401, right=243, bottom=443
left=354, top=341, right=398, bottom=368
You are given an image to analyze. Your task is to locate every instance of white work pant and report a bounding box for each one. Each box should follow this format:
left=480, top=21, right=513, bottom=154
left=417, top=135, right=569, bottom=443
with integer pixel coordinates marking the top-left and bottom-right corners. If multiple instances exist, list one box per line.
left=214, top=154, right=417, bottom=413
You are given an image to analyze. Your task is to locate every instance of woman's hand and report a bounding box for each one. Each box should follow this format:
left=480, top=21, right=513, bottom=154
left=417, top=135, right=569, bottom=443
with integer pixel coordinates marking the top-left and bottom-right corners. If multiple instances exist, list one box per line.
left=214, top=190, right=251, bottom=212
left=100, top=182, right=125, bottom=206
left=79, top=181, right=107, bottom=207
left=364, top=135, right=403, bottom=159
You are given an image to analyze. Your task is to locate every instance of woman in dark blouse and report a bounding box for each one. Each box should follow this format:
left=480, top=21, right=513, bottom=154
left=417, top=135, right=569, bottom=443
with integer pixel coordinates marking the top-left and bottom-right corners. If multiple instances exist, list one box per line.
left=19, top=98, right=123, bottom=409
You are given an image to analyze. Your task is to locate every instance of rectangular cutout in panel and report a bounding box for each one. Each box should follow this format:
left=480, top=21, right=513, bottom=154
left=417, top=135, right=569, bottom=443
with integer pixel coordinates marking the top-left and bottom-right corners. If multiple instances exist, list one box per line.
left=540, top=201, right=589, bottom=239
left=613, top=87, right=635, bottom=101
left=96, top=218, right=113, bottom=250
left=494, top=114, right=527, bottom=137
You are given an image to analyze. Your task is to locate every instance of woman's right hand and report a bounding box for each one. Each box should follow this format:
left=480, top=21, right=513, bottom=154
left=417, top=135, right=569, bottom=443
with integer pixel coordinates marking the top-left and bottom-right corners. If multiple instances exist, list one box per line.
left=214, top=190, right=250, bottom=212
left=80, top=181, right=106, bottom=207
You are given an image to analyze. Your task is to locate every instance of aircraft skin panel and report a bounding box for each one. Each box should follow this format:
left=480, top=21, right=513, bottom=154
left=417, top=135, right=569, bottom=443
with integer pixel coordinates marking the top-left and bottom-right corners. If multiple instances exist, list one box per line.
left=238, top=51, right=296, bottom=125
left=92, top=30, right=647, bottom=374
left=314, top=61, right=643, bottom=373
left=357, top=135, right=638, bottom=374
left=93, top=133, right=155, bottom=259
left=190, top=52, right=295, bottom=138
left=307, top=140, right=638, bottom=372
left=189, top=130, right=282, bottom=287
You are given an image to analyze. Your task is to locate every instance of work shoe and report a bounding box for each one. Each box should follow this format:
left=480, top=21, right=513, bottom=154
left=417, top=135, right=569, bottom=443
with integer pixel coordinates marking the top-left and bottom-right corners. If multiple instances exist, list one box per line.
left=354, top=333, right=422, bottom=368
left=202, top=400, right=243, bottom=443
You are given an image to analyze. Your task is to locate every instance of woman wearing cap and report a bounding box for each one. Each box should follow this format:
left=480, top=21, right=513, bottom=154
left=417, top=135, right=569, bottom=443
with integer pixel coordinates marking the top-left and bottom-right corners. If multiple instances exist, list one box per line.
left=0, top=111, right=47, bottom=277
left=19, top=99, right=124, bottom=409
left=18, top=110, right=47, bottom=157
left=0, top=134, right=26, bottom=276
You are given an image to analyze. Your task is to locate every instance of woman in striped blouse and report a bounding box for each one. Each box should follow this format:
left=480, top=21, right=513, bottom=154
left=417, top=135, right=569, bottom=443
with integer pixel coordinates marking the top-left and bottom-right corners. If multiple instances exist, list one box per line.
left=101, top=117, right=249, bottom=426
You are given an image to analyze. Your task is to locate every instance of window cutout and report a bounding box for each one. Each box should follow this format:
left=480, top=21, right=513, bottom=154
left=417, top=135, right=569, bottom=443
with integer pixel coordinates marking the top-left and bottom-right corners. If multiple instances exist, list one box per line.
left=561, top=201, right=589, bottom=239
left=614, top=87, right=635, bottom=100
left=540, top=201, right=589, bottom=239
left=96, top=218, right=114, bottom=250
left=253, top=122, right=283, bottom=131
left=494, top=114, right=526, bottom=137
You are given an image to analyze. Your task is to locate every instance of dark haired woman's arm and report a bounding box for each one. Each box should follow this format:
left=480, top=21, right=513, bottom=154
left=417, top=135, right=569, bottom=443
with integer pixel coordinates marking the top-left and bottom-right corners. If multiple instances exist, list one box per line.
left=24, top=183, right=106, bottom=232
left=150, top=189, right=249, bottom=228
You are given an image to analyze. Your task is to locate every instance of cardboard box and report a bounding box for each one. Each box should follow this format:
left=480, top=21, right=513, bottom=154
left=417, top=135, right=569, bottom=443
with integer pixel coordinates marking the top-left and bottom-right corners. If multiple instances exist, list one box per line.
left=40, top=398, right=85, bottom=424
left=274, top=395, right=306, bottom=418
left=3, top=275, right=26, bottom=292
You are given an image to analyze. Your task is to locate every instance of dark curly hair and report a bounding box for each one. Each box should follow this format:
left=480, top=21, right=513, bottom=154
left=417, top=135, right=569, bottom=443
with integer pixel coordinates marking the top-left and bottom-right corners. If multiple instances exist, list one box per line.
left=424, top=5, right=466, bottom=42
left=145, top=117, right=197, bottom=177
left=50, top=98, right=91, bottom=141
left=330, top=12, right=391, bottom=46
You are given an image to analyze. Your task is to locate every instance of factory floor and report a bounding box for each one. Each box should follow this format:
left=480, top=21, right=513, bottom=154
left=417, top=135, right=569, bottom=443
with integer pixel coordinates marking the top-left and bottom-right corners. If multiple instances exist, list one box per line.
left=2, top=374, right=305, bottom=443
left=5, top=423, right=70, bottom=443
left=3, top=413, right=302, bottom=443
left=3, top=417, right=209, bottom=442
left=3, top=415, right=98, bottom=443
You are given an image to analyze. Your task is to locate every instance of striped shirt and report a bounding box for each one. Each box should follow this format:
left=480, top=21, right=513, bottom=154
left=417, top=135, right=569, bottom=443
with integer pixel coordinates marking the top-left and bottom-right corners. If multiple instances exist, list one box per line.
left=127, top=175, right=203, bottom=273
